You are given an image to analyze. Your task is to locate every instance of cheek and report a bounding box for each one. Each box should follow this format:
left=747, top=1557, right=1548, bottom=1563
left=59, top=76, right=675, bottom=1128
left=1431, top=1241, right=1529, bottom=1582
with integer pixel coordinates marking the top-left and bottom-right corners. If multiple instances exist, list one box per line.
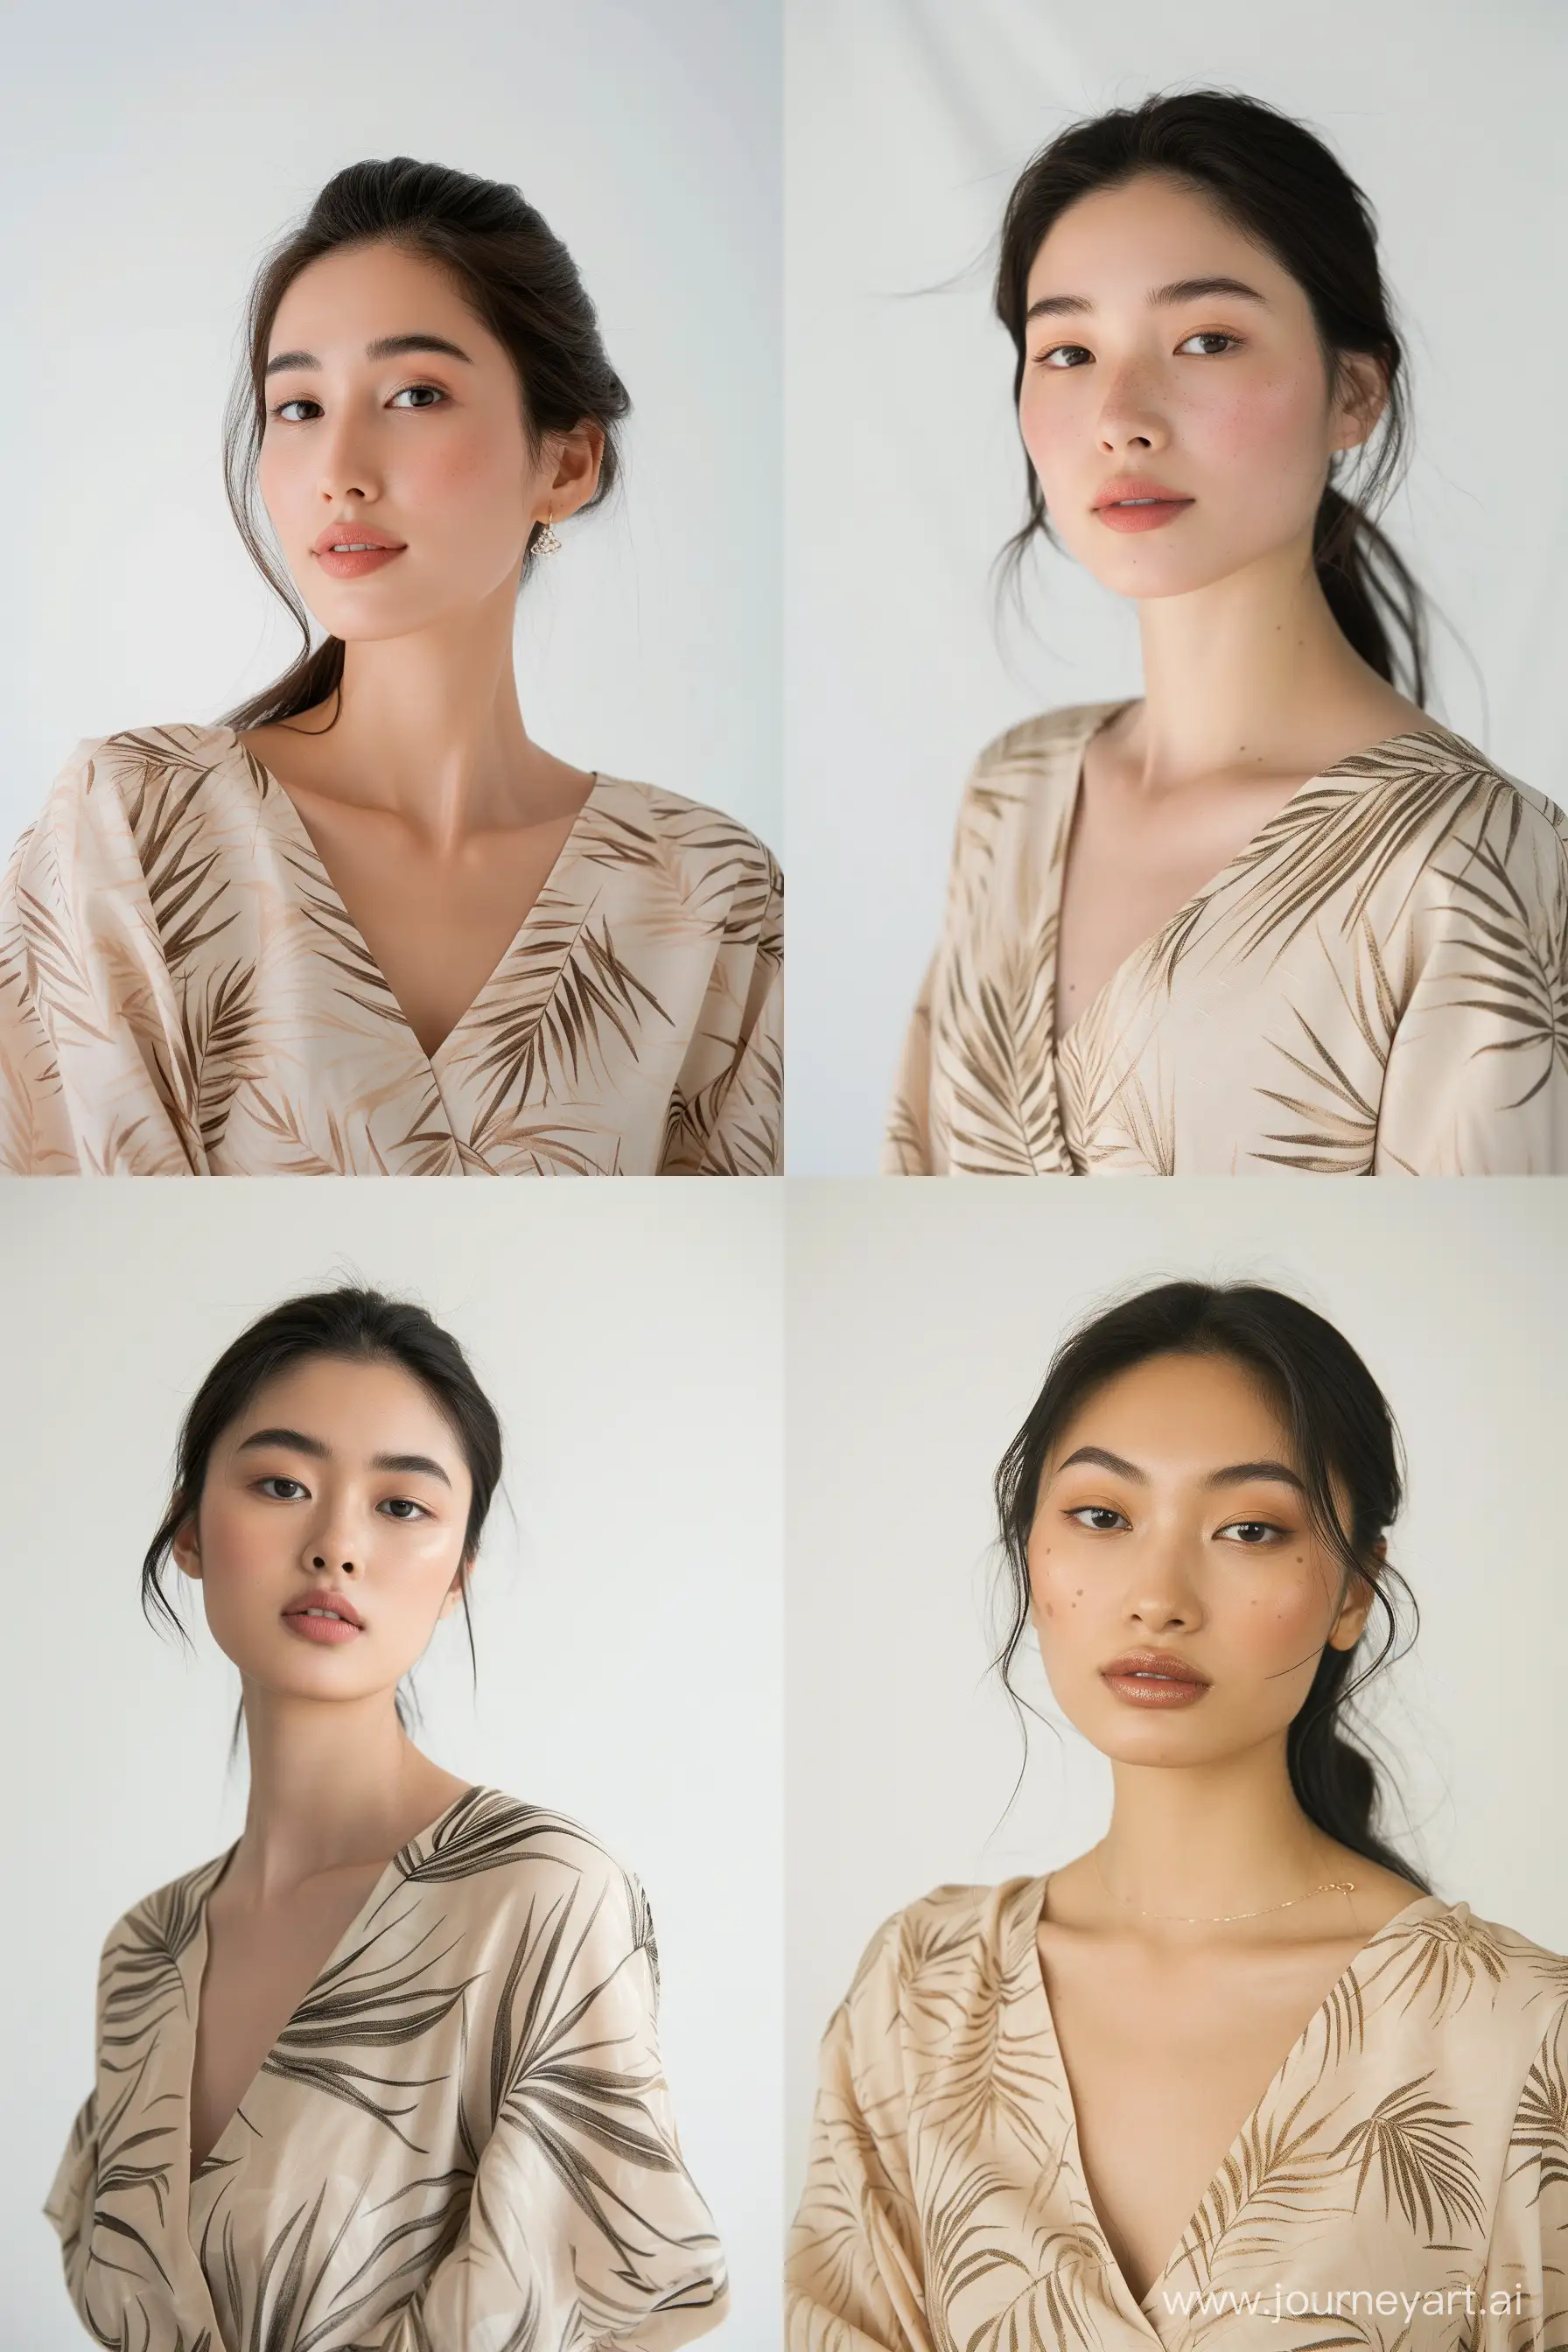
left=1180, top=364, right=1327, bottom=490
left=402, top=415, right=528, bottom=525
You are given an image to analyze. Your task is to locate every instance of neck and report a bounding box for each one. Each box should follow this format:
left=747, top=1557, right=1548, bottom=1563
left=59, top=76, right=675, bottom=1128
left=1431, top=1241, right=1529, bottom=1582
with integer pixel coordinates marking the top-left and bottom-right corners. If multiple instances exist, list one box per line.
left=1095, top=1738, right=1348, bottom=1924
left=290, top=570, right=582, bottom=849
left=228, top=1682, right=448, bottom=1900
left=1127, top=529, right=1400, bottom=790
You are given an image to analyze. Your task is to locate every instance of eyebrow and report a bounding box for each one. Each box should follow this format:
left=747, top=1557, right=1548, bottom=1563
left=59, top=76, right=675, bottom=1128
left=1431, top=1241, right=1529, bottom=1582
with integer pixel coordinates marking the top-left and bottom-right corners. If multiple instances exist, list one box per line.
left=263, top=332, right=474, bottom=378
left=1054, top=1445, right=1305, bottom=1494
left=1025, top=275, right=1267, bottom=324
left=234, top=1428, right=452, bottom=1487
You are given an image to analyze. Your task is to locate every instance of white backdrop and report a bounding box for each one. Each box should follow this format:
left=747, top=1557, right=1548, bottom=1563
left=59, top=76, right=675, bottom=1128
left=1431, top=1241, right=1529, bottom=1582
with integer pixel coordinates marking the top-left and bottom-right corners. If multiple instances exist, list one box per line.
left=785, top=0, right=1568, bottom=1170
left=785, top=1180, right=1568, bottom=2202
left=0, top=0, right=780, bottom=854
left=0, top=1180, right=782, bottom=2349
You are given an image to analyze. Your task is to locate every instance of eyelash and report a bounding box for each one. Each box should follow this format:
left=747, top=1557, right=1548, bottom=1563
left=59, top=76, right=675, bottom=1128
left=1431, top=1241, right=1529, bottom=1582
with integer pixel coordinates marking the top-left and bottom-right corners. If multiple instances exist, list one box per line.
left=252, top=1477, right=430, bottom=1522
left=1063, top=1505, right=1288, bottom=1545
left=268, top=383, right=449, bottom=424
left=1034, top=330, right=1242, bottom=370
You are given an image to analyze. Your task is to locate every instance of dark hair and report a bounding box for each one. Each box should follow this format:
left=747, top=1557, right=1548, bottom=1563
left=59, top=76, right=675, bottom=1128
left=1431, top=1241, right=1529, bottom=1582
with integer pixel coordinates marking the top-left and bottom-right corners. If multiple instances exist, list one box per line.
left=143, top=1285, right=503, bottom=1748
left=992, top=1278, right=1431, bottom=1893
left=221, top=156, right=631, bottom=732
left=995, top=88, right=1429, bottom=701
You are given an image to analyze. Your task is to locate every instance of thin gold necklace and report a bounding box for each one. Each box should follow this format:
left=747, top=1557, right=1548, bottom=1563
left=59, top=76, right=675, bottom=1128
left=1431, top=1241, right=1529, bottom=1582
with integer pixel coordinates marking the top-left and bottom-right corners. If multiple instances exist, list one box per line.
left=1090, top=1843, right=1358, bottom=1924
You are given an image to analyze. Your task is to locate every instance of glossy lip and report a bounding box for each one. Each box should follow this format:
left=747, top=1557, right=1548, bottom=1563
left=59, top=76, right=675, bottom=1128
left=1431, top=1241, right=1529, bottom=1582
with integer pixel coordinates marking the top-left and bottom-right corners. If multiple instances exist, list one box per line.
left=1101, top=1647, right=1211, bottom=1685
left=1092, top=477, right=1193, bottom=535
left=312, top=521, right=405, bottom=555
left=1090, top=474, right=1191, bottom=511
left=282, top=1590, right=364, bottom=1629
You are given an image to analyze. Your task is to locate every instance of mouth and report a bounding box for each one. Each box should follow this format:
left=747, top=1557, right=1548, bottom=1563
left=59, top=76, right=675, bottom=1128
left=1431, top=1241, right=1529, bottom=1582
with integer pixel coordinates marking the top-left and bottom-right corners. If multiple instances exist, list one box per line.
left=283, top=1600, right=363, bottom=1646
left=1100, top=1653, right=1210, bottom=1706
left=1094, top=499, right=1193, bottom=535
left=312, top=541, right=406, bottom=579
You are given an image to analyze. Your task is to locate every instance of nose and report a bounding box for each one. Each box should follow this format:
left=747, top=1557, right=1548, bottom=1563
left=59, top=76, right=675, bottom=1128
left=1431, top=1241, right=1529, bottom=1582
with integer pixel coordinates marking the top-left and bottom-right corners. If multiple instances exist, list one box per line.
left=1125, top=1522, right=1203, bottom=1630
left=1094, top=358, right=1169, bottom=458
left=311, top=405, right=382, bottom=509
left=309, top=1551, right=360, bottom=1573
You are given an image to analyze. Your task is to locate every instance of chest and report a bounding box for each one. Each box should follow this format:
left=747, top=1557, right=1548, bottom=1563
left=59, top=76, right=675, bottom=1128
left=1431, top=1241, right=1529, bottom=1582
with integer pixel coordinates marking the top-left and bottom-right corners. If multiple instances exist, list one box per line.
left=1037, top=1931, right=1359, bottom=2306
left=1051, top=748, right=1308, bottom=1044
left=291, top=799, right=585, bottom=1060
left=189, top=1866, right=386, bottom=2172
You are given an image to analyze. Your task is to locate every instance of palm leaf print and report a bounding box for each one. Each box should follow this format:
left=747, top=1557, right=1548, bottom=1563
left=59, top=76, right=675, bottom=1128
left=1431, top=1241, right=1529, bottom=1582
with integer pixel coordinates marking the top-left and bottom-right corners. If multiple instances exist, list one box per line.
left=937, top=928, right=1065, bottom=1174
left=1506, top=2009, right=1568, bottom=2196
left=1362, top=1911, right=1513, bottom=2018
left=1331, top=2076, right=1486, bottom=2239
left=260, top=1911, right=479, bottom=2149
left=1438, top=822, right=1568, bottom=1108
left=464, top=914, right=672, bottom=1135
left=1253, top=920, right=1416, bottom=1173
left=1172, top=2082, right=1356, bottom=2288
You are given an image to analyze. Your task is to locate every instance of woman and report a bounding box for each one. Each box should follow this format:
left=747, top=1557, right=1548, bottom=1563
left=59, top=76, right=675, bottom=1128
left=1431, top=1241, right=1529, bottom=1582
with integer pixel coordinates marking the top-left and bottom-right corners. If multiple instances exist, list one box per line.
left=886, top=92, right=1568, bottom=1176
left=0, top=158, right=782, bottom=1176
left=46, top=1286, right=728, bottom=2350
left=787, top=1281, right=1567, bottom=2348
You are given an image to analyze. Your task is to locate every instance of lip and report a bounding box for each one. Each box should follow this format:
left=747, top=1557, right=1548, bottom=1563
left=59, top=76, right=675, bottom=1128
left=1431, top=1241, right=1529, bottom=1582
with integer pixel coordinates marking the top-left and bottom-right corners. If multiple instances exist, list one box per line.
left=1100, top=1648, right=1211, bottom=1708
left=1092, top=476, right=1194, bottom=535
left=283, top=1593, right=364, bottom=1646
left=312, top=522, right=407, bottom=579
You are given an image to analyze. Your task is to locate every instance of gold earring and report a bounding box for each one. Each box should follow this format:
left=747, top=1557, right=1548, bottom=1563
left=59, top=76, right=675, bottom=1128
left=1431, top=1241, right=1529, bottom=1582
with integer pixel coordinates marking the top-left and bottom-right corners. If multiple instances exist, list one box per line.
left=536, top=510, right=563, bottom=556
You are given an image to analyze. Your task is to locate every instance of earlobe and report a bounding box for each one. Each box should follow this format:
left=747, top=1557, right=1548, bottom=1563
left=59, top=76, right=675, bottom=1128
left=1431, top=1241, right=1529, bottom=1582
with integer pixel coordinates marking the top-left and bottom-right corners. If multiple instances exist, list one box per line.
left=170, top=1513, right=203, bottom=1583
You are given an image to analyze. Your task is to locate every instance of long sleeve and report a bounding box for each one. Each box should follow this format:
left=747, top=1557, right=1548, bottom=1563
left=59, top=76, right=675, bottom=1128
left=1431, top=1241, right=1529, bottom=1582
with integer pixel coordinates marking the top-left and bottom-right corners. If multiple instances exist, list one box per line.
left=42, top=2086, right=99, bottom=2310
left=0, top=746, right=199, bottom=1175
left=1372, top=787, right=1568, bottom=1174
left=1473, top=1997, right=1568, bottom=2345
left=786, top=1923, right=928, bottom=2352
left=368, top=1862, right=728, bottom=2352
left=687, top=859, right=784, bottom=1176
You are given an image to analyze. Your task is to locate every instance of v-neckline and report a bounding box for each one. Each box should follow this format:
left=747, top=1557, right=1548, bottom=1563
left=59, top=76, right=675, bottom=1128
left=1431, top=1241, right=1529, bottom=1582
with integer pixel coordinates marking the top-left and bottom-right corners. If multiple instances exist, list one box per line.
left=1007, top=1872, right=1451, bottom=2341
left=1046, top=701, right=1462, bottom=1064
left=178, top=1782, right=484, bottom=2197
left=220, top=724, right=609, bottom=1074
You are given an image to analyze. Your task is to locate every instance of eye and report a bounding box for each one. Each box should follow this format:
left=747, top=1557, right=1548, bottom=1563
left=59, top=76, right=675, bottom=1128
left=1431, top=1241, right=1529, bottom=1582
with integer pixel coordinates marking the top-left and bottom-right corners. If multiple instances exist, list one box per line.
left=1175, top=331, right=1242, bottom=357
left=1034, top=343, right=1092, bottom=369
left=1217, top=1518, right=1286, bottom=1545
left=270, top=398, right=322, bottom=424
left=378, top=1496, right=430, bottom=1522
left=388, top=383, right=447, bottom=409
left=256, top=1475, right=309, bottom=1502
left=1066, top=1504, right=1130, bottom=1533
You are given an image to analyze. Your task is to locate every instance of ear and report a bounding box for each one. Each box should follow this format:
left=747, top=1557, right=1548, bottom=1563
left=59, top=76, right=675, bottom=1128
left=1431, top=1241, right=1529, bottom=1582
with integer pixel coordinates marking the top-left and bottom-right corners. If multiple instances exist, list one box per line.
left=1326, top=1539, right=1384, bottom=1650
left=1331, top=352, right=1388, bottom=454
left=536, top=419, right=606, bottom=526
left=437, top=1564, right=468, bottom=1623
left=170, top=1508, right=203, bottom=1584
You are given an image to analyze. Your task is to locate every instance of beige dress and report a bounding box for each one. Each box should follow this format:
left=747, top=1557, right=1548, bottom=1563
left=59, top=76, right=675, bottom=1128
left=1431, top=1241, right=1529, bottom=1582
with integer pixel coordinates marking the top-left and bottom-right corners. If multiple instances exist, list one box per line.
left=786, top=1876, right=1568, bottom=2351
left=0, top=723, right=783, bottom=1174
left=885, top=704, right=1568, bottom=1175
left=46, top=1788, right=729, bottom=2352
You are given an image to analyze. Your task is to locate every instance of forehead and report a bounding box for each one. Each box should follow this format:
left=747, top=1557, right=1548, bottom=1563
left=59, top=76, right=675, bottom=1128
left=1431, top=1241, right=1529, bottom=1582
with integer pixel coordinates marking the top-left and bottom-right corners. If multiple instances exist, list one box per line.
left=226, top=1353, right=466, bottom=1461
left=268, top=239, right=487, bottom=355
left=1024, top=172, right=1292, bottom=311
left=1050, top=1351, right=1295, bottom=1468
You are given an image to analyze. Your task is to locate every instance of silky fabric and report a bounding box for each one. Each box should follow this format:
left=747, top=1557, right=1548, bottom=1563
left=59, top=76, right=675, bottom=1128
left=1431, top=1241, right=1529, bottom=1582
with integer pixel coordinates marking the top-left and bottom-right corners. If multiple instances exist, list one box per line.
left=0, top=724, right=783, bottom=1174
left=786, top=1876, right=1568, bottom=2351
left=885, top=703, right=1568, bottom=1175
left=46, top=1788, right=728, bottom=2351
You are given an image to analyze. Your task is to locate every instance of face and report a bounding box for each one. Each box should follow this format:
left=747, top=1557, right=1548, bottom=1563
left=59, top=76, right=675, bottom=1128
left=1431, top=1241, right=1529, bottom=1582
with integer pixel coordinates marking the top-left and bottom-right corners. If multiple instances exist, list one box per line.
left=172, top=1354, right=474, bottom=1706
left=256, top=239, right=603, bottom=643
left=1017, top=172, right=1384, bottom=599
left=1026, top=1352, right=1376, bottom=1768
